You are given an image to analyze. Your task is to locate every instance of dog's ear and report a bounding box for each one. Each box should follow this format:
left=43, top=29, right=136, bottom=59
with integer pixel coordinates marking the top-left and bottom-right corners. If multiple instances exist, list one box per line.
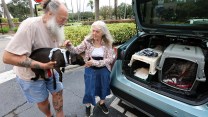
left=66, top=50, right=70, bottom=64
left=76, top=54, right=85, bottom=66
left=61, top=68, right=65, bottom=73
left=70, top=52, right=77, bottom=64
left=79, top=52, right=85, bottom=66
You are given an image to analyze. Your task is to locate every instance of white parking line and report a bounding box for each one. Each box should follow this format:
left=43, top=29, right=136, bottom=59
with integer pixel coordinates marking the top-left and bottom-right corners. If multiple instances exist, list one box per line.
left=125, top=111, right=137, bottom=117
left=110, top=97, right=138, bottom=117
left=95, top=94, right=114, bottom=103
left=110, top=97, right=125, bottom=113
left=0, top=70, right=16, bottom=84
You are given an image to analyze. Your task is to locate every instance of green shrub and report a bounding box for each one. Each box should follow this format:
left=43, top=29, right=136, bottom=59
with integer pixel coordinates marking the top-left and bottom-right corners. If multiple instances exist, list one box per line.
left=13, top=27, right=18, bottom=32
left=0, top=18, right=19, bottom=23
left=64, top=25, right=90, bottom=46
left=0, top=18, right=8, bottom=23
left=12, top=18, right=19, bottom=23
left=82, top=19, right=135, bottom=25
left=108, top=23, right=136, bottom=44
left=0, top=27, right=9, bottom=33
left=64, top=23, right=136, bottom=46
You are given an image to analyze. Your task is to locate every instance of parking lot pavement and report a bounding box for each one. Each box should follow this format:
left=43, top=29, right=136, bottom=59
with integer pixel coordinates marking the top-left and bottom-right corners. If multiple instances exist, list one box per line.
left=0, top=66, right=138, bottom=117
left=0, top=34, right=143, bottom=117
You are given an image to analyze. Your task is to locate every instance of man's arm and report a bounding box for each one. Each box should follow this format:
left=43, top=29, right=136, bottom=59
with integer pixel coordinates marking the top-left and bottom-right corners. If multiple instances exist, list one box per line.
left=3, top=50, right=56, bottom=69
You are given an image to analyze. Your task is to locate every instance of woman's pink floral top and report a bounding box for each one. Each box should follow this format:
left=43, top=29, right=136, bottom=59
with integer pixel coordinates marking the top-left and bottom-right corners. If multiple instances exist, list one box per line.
left=67, top=38, right=114, bottom=71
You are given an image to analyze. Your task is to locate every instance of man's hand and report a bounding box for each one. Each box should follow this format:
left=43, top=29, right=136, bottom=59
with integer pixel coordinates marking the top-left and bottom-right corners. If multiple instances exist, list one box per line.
left=3, top=50, right=57, bottom=69
left=42, top=61, right=57, bottom=69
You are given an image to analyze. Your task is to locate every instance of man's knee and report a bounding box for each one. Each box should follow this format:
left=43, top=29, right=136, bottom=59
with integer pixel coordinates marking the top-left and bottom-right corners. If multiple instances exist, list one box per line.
left=37, top=99, right=50, bottom=108
left=52, top=90, right=63, bottom=97
left=37, top=98, right=49, bottom=106
left=37, top=99, right=51, bottom=112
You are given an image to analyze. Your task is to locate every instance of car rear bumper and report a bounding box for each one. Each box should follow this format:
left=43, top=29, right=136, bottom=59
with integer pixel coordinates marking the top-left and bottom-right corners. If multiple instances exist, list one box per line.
left=110, top=85, right=171, bottom=117
left=110, top=60, right=208, bottom=117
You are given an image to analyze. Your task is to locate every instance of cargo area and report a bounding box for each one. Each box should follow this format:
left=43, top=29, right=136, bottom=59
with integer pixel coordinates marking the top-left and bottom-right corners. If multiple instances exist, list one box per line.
left=122, top=34, right=208, bottom=103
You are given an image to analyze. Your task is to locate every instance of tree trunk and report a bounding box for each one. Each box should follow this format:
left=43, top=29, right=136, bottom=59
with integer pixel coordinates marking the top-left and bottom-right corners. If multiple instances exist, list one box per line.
left=77, top=0, right=80, bottom=21
left=94, top=0, right=99, bottom=20
left=1, top=0, right=15, bottom=29
left=124, top=0, right=127, bottom=19
left=83, top=0, right=85, bottom=12
left=28, top=0, right=34, bottom=17
left=114, top=0, right=117, bottom=19
left=108, top=0, right=111, bottom=19
left=70, top=0, right=74, bottom=21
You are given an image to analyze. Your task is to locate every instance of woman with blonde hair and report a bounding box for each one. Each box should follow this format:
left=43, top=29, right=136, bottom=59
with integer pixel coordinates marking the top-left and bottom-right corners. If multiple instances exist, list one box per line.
left=64, top=20, right=114, bottom=116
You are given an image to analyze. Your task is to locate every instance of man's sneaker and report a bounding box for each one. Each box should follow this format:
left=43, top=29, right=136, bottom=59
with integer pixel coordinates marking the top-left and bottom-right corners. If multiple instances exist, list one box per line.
left=86, top=105, right=92, bottom=117
left=98, top=103, right=109, bottom=114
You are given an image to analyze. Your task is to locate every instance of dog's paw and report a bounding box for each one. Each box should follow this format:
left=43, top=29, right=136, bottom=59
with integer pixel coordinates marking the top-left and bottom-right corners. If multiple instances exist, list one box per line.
left=31, top=77, right=38, bottom=81
left=44, top=78, right=50, bottom=81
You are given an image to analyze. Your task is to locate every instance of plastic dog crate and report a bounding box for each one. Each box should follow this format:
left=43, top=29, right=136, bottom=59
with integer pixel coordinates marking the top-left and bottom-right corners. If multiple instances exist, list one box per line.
left=128, top=48, right=162, bottom=80
left=157, top=44, right=205, bottom=94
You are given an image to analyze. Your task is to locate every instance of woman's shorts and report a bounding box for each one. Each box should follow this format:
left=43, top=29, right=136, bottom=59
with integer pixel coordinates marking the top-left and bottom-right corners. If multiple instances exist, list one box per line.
left=16, top=71, right=63, bottom=103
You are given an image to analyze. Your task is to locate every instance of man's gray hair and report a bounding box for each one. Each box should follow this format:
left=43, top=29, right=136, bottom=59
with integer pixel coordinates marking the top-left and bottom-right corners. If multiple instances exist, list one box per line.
left=44, top=0, right=61, bottom=14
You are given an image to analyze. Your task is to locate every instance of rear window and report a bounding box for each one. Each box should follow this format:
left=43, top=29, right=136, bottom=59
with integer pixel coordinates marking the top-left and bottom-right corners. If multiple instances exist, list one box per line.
left=139, top=0, right=208, bottom=27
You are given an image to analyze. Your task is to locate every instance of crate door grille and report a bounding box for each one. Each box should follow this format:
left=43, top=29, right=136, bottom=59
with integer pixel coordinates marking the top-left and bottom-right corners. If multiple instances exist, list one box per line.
left=162, top=58, right=198, bottom=90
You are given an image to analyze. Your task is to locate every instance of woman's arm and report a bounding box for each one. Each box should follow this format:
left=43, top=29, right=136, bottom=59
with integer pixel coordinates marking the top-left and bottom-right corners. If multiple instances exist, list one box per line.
left=64, top=40, right=87, bottom=54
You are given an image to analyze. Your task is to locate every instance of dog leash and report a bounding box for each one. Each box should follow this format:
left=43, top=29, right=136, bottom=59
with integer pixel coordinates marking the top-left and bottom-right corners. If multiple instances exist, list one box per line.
left=48, top=48, right=70, bottom=90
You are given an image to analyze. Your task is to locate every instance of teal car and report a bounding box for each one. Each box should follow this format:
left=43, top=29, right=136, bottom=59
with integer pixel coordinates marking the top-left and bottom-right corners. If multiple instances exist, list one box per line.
left=110, top=0, right=208, bottom=116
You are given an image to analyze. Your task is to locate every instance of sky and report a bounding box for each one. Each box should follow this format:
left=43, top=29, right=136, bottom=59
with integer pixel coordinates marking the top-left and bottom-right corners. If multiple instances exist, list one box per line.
left=64, top=0, right=132, bottom=12
left=5, top=0, right=132, bottom=13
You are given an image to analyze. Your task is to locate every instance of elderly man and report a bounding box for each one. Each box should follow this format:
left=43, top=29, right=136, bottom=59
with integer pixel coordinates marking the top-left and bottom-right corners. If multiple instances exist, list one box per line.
left=3, top=0, right=68, bottom=117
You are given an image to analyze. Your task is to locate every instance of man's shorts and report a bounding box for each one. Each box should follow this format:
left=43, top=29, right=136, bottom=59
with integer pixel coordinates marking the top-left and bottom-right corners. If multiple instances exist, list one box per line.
left=16, top=71, right=63, bottom=103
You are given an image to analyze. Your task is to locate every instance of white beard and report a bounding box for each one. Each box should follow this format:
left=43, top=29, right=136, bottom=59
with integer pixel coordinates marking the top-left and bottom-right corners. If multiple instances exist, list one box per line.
left=46, top=17, right=64, bottom=46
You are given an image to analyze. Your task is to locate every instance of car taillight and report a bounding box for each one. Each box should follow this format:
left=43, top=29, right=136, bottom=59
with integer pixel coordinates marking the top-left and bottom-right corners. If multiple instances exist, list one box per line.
left=110, top=46, right=120, bottom=69
left=113, top=45, right=125, bottom=60
left=113, top=45, right=120, bottom=60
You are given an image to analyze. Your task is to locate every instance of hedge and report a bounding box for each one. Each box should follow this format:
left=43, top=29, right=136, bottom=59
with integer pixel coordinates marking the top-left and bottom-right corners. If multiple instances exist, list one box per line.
left=64, top=23, right=137, bottom=46
left=82, top=19, right=135, bottom=25
left=0, top=27, right=9, bottom=33
left=0, top=18, right=19, bottom=23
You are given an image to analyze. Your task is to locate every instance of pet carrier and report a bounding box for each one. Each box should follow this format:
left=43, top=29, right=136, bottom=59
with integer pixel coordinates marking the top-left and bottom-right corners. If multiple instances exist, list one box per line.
left=128, top=48, right=162, bottom=80
left=157, top=44, right=205, bottom=94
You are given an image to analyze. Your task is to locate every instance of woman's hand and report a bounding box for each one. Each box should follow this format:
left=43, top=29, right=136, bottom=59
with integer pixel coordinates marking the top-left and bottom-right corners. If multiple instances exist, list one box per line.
left=63, top=40, right=72, bottom=47
left=85, top=57, right=94, bottom=67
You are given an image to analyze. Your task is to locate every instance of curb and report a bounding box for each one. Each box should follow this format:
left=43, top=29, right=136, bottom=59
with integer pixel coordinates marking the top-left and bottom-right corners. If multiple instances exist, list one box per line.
left=0, top=65, right=83, bottom=84
left=65, top=65, right=83, bottom=71
left=0, top=35, right=13, bottom=40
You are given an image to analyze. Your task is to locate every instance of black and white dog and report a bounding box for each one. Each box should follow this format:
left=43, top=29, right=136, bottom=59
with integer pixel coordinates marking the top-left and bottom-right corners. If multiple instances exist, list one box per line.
left=29, top=48, right=85, bottom=89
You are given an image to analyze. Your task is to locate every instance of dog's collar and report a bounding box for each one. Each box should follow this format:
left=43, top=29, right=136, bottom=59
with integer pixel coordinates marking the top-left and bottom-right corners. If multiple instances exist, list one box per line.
left=48, top=48, right=70, bottom=66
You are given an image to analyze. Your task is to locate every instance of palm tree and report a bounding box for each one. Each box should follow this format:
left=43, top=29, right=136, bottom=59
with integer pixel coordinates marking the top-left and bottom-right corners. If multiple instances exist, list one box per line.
left=108, top=0, right=111, bottom=19
left=28, top=0, right=34, bottom=17
left=83, top=0, right=85, bottom=12
left=70, top=0, right=74, bottom=21
left=114, top=0, right=117, bottom=19
left=124, top=0, right=127, bottom=19
left=87, top=0, right=93, bottom=12
left=94, top=0, right=99, bottom=20
left=1, top=0, right=14, bottom=29
left=76, top=0, right=80, bottom=21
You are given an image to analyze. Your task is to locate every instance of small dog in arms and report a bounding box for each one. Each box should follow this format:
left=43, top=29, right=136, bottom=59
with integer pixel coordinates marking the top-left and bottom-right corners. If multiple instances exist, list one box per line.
left=30, top=48, right=85, bottom=89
